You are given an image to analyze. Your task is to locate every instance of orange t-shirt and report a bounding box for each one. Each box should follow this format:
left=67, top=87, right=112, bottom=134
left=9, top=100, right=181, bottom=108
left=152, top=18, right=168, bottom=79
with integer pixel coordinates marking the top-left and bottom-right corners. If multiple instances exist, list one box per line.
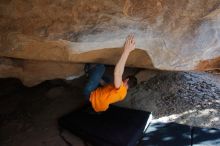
left=89, top=83, right=127, bottom=112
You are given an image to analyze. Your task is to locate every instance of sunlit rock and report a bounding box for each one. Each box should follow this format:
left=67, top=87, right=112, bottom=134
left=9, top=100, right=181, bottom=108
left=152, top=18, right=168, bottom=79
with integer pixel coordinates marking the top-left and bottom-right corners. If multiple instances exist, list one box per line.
left=0, top=0, right=220, bottom=85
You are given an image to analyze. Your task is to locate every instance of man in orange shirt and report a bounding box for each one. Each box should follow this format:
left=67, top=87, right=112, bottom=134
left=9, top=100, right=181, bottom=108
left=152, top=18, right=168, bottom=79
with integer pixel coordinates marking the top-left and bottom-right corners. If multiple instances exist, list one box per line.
left=83, top=34, right=137, bottom=112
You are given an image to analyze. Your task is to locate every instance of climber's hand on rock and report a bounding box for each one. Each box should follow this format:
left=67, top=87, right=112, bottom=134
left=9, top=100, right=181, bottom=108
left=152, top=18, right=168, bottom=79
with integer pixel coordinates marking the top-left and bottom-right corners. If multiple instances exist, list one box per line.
left=124, top=34, right=135, bottom=53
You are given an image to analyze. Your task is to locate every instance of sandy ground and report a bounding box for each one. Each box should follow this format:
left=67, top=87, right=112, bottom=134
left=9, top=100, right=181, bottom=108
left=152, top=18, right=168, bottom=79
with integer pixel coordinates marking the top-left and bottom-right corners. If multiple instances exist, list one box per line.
left=0, top=69, right=219, bottom=146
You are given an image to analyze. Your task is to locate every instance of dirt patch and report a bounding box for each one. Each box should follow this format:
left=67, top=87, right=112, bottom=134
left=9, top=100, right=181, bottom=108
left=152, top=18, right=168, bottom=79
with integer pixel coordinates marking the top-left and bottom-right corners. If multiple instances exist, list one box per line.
left=118, top=71, right=220, bottom=128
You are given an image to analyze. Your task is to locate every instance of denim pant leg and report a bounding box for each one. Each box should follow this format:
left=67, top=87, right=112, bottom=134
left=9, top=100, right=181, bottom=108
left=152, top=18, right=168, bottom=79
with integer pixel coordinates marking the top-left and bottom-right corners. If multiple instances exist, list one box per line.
left=102, top=75, right=113, bottom=84
left=83, top=64, right=106, bottom=101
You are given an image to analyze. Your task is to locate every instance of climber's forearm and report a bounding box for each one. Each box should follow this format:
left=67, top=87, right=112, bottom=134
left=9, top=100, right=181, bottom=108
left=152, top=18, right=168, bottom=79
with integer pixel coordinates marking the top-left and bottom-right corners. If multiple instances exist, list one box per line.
left=114, top=50, right=130, bottom=88
left=114, top=34, right=135, bottom=89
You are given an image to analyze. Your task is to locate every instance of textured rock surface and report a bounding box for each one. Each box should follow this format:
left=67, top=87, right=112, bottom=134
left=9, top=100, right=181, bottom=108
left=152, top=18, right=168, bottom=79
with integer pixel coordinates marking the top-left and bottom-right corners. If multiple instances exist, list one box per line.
left=0, top=57, right=84, bottom=86
left=117, top=72, right=220, bottom=128
left=0, top=0, right=220, bottom=85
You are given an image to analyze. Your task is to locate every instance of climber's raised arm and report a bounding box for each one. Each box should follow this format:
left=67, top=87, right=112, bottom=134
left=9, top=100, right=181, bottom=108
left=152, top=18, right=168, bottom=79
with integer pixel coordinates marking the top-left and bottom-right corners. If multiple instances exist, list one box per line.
left=114, top=34, right=135, bottom=88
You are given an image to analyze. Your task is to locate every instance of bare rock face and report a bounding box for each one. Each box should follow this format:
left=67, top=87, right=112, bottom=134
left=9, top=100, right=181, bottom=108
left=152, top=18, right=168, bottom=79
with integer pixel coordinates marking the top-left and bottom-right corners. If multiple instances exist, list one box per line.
left=0, top=57, right=84, bottom=86
left=0, top=0, right=220, bottom=85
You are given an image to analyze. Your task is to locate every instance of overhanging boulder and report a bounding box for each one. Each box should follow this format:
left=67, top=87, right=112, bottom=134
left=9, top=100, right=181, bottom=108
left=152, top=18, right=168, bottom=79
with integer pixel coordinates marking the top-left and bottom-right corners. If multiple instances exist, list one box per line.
left=0, top=0, right=219, bottom=86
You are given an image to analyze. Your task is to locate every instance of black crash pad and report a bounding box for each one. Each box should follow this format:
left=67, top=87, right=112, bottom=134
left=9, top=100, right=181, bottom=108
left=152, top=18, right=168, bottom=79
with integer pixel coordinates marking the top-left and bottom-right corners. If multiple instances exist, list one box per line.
left=58, top=105, right=152, bottom=146
left=138, top=122, right=192, bottom=146
left=192, top=127, right=220, bottom=146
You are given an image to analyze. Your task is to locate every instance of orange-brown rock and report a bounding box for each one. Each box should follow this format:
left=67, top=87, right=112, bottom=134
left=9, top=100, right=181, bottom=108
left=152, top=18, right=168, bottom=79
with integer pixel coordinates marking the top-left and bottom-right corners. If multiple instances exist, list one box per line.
left=0, top=0, right=220, bottom=85
left=0, top=57, right=84, bottom=86
left=196, top=57, right=220, bottom=73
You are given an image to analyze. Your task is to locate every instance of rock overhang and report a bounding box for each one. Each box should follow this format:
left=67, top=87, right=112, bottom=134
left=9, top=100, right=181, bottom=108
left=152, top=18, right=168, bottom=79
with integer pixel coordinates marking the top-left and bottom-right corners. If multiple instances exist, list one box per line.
left=0, top=0, right=220, bottom=86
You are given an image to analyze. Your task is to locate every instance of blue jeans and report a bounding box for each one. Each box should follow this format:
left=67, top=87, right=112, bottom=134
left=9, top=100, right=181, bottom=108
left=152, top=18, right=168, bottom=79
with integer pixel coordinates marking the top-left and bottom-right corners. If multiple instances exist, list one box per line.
left=83, top=64, right=106, bottom=102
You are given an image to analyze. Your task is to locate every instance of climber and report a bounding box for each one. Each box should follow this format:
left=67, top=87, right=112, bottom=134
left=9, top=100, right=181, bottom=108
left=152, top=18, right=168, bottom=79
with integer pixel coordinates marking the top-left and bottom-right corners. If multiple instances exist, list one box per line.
left=83, top=34, right=137, bottom=112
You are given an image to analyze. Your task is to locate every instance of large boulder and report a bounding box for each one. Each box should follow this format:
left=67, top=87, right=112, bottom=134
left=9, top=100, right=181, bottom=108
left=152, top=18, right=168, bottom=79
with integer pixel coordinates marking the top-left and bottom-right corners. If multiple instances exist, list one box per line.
left=0, top=57, right=84, bottom=86
left=0, top=0, right=220, bottom=85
